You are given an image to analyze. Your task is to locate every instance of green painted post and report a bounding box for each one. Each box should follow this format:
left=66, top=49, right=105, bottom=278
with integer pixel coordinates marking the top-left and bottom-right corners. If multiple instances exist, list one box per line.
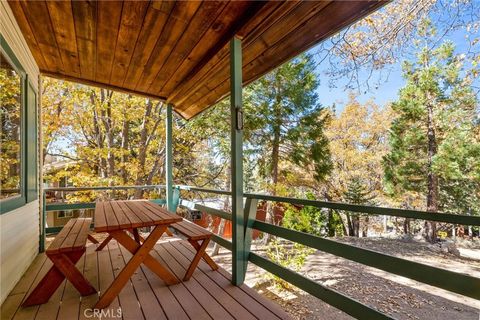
left=39, top=190, right=46, bottom=252
left=230, top=37, right=244, bottom=285
left=243, top=197, right=258, bottom=278
left=165, top=104, right=174, bottom=212
left=172, top=187, right=180, bottom=212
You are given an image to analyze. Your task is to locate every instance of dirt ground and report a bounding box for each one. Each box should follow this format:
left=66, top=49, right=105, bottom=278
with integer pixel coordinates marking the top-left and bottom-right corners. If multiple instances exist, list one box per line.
left=208, top=237, right=480, bottom=320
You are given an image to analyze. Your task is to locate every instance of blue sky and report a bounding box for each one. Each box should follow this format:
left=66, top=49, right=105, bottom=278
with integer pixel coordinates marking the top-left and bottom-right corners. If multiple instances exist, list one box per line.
left=311, top=22, right=479, bottom=113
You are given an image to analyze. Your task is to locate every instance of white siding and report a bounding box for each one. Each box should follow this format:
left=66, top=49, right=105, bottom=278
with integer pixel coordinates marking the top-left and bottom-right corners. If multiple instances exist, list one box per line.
left=0, top=201, right=39, bottom=304
left=0, top=1, right=41, bottom=305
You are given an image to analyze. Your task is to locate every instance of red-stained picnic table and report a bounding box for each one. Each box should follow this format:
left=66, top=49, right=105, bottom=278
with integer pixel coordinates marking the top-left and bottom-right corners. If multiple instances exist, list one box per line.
left=93, top=200, right=182, bottom=309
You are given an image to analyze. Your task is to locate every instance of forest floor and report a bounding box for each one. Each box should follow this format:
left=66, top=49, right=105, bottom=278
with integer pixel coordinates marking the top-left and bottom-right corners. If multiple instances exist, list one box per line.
left=209, top=236, right=480, bottom=320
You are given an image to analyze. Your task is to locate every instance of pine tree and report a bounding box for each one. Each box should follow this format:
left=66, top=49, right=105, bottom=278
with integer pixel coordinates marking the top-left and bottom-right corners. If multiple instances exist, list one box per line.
left=245, top=54, right=332, bottom=241
left=343, top=178, right=373, bottom=237
left=384, top=39, right=480, bottom=242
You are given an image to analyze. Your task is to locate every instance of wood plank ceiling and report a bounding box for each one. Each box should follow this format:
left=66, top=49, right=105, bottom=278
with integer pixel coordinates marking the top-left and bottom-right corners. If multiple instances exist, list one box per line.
left=8, top=1, right=385, bottom=119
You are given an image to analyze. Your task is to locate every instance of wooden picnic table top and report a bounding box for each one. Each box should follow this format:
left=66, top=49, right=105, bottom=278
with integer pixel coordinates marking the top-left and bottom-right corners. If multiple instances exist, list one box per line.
left=94, top=200, right=182, bottom=233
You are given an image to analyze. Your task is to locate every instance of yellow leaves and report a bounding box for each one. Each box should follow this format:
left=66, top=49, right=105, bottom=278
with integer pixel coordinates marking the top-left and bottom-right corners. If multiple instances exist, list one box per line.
left=322, top=94, right=392, bottom=201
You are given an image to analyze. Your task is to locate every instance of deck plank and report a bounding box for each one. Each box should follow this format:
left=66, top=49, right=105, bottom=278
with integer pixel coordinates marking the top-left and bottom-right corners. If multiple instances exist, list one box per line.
left=162, top=241, right=251, bottom=320
left=13, top=255, right=55, bottom=320
left=150, top=249, right=212, bottom=320
left=3, top=238, right=290, bottom=320
left=117, top=243, right=167, bottom=320
left=79, top=244, right=100, bottom=320
left=0, top=253, right=46, bottom=320
left=174, top=241, right=284, bottom=320
left=56, top=248, right=88, bottom=319
left=97, top=239, right=121, bottom=319
left=34, top=267, right=65, bottom=320
left=156, top=241, right=234, bottom=320
left=108, top=241, right=145, bottom=320
left=141, top=264, right=189, bottom=320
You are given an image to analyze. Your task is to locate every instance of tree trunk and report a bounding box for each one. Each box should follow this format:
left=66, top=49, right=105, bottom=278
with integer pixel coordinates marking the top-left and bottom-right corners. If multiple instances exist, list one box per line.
left=362, top=215, right=369, bottom=237
left=100, top=90, right=115, bottom=179
left=324, top=193, right=337, bottom=237
left=327, top=209, right=335, bottom=237
left=120, top=112, right=129, bottom=184
left=352, top=215, right=360, bottom=237
left=403, top=218, right=411, bottom=235
left=425, top=99, right=439, bottom=243
left=134, top=100, right=153, bottom=199
left=346, top=213, right=354, bottom=236
left=263, top=96, right=282, bottom=244
left=91, top=92, right=107, bottom=178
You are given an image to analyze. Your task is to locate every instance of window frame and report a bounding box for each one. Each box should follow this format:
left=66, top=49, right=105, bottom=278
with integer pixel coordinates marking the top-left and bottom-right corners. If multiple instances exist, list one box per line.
left=1, top=36, right=28, bottom=214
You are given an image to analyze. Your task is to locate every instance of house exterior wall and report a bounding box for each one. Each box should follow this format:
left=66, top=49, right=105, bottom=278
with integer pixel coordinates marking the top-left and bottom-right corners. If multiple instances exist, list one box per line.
left=0, top=1, right=40, bottom=305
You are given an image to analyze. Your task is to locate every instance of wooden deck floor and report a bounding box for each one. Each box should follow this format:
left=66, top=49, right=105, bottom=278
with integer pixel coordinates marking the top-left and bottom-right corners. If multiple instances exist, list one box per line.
left=1, top=237, right=290, bottom=320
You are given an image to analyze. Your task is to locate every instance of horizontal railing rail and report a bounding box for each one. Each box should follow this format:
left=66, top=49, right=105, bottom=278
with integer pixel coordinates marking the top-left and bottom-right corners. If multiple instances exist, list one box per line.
left=178, top=187, right=480, bottom=225
left=44, top=184, right=166, bottom=192
left=245, top=193, right=480, bottom=225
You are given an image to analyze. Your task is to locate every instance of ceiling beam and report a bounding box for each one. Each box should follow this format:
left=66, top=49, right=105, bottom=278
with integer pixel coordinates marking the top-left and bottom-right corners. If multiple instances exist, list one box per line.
left=41, top=71, right=167, bottom=102
left=167, top=1, right=267, bottom=104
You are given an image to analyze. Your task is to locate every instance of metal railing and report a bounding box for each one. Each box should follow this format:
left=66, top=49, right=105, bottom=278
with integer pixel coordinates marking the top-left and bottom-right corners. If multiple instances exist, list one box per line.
left=41, top=184, right=480, bottom=320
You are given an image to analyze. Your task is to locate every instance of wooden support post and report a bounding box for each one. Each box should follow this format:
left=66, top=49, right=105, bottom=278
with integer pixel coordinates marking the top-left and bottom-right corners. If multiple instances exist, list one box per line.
left=166, top=104, right=174, bottom=212
left=172, top=187, right=180, bottom=211
left=40, top=190, right=46, bottom=252
left=230, top=37, right=245, bottom=285
left=243, top=198, right=258, bottom=278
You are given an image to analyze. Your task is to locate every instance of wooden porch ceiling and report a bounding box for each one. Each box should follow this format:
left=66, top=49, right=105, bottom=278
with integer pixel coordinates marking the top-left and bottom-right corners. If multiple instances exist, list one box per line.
left=8, top=1, right=385, bottom=119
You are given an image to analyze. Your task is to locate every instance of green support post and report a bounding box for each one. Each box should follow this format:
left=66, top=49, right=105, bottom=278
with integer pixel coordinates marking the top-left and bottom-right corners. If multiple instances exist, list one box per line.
left=165, top=104, right=174, bottom=212
left=39, top=190, right=46, bottom=252
left=230, top=37, right=244, bottom=285
left=243, top=198, right=258, bottom=278
left=172, top=187, right=180, bottom=212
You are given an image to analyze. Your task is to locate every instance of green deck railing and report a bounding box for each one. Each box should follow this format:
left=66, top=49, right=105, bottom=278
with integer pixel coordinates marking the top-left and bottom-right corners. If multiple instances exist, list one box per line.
left=42, top=185, right=480, bottom=320
left=176, top=185, right=480, bottom=320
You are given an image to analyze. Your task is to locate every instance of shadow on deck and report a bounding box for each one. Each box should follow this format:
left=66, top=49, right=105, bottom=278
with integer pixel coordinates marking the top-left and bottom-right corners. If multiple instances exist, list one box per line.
left=1, top=237, right=289, bottom=320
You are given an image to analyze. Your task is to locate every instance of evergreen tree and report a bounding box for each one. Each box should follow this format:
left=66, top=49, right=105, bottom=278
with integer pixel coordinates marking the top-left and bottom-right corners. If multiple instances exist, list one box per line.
left=384, top=39, right=480, bottom=242
left=244, top=54, right=332, bottom=240
left=245, top=53, right=332, bottom=190
left=343, top=178, right=373, bottom=237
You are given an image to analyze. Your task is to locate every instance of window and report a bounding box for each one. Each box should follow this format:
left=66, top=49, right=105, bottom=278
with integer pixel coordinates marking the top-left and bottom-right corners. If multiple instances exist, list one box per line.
left=0, top=51, right=22, bottom=200
left=0, top=36, right=38, bottom=214
left=57, top=211, right=74, bottom=219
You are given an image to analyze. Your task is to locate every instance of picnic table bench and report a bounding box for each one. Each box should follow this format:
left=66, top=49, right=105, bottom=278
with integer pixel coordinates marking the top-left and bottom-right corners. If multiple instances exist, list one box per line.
left=22, top=218, right=97, bottom=307
left=170, top=219, right=218, bottom=280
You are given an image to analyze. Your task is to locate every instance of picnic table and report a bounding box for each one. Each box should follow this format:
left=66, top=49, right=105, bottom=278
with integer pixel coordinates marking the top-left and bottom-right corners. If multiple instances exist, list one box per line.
left=94, top=200, right=182, bottom=309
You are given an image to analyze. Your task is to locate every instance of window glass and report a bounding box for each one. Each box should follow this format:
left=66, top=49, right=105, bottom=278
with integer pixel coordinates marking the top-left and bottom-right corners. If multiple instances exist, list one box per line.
left=0, top=52, right=22, bottom=199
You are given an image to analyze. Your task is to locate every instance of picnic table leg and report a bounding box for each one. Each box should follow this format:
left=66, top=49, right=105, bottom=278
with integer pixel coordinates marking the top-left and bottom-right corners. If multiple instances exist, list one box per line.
left=50, top=252, right=97, bottom=296
left=22, top=251, right=86, bottom=307
left=96, top=234, right=113, bottom=251
left=188, top=239, right=219, bottom=271
left=94, top=225, right=178, bottom=309
left=88, top=234, right=99, bottom=244
left=131, top=228, right=143, bottom=244
left=183, top=238, right=211, bottom=281
left=112, top=229, right=179, bottom=285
